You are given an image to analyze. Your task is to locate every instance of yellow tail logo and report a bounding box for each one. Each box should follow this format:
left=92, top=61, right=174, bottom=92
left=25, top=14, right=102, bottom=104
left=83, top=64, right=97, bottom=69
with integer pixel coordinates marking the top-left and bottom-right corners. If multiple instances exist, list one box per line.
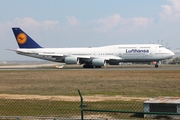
left=17, top=33, right=27, bottom=44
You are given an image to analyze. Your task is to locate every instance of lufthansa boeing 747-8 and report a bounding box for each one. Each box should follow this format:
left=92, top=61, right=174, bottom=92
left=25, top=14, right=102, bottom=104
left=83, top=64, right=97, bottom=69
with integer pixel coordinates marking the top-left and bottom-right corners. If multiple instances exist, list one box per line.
left=9, top=27, right=174, bottom=68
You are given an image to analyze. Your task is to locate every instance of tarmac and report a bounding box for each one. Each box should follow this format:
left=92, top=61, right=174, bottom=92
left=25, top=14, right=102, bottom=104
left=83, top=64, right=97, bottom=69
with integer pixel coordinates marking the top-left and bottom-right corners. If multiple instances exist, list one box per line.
left=0, top=63, right=180, bottom=70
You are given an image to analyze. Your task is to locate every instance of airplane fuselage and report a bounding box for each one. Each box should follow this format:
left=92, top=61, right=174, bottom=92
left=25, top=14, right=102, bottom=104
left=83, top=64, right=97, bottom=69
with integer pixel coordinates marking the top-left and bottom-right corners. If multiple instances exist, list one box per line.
left=11, top=27, right=175, bottom=68
left=16, top=44, right=174, bottom=66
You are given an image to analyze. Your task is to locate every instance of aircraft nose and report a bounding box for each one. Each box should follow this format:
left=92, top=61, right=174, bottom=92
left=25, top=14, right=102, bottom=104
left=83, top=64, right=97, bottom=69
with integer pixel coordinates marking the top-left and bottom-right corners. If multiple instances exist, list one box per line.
left=169, top=50, right=175, bottom=56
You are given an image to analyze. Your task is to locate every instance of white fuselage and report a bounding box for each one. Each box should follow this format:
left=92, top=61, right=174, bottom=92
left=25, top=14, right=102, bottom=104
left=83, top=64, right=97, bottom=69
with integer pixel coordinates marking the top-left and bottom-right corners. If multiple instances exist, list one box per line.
left=16, top=44, right=174, bottom=65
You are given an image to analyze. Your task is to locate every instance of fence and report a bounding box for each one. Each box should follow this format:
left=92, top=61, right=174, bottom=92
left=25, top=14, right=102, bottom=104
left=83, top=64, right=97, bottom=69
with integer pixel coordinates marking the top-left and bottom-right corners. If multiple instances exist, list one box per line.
left=0, top=98, right=80, bottom=119
left=78, top=90, right=180, bottom=120
left=0, top=90, right=180, bottom=119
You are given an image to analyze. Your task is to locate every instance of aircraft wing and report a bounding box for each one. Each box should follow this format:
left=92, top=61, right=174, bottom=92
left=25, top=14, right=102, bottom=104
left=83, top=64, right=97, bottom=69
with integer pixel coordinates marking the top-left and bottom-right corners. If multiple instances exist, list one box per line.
left=95, top=56, right=122, bottom=60
left=7, top=48, right=122, bottom=62
left=38, top=53, right=121, bottom=60
left=38, top=53, right=91, bottom=58
left=38, top=53, right=64, bottom=57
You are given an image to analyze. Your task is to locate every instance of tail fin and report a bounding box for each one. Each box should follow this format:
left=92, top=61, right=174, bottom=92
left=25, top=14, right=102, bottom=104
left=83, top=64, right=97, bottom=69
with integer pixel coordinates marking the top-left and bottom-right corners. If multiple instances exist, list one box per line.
left=12, top=27, right=42, bottom=48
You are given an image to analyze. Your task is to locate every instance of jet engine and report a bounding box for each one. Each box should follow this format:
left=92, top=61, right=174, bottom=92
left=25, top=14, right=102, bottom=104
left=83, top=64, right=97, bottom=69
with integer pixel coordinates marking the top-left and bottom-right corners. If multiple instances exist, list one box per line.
left=64, top=57, right=79, bottom=64
left=92, top=59, right=106, bottom=66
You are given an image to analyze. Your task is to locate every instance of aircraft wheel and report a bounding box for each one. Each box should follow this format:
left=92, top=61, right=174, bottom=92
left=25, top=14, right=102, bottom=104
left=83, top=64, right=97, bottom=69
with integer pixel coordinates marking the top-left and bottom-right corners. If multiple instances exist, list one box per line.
left=83, top=64, right=94, bottom=68
left=83, top=65, right=88, bottom=68
left=155, top=64, right=158, bottom=68
left=95, top=66, right=101, bottom=68
left=90, top=65, right=94, bottom=68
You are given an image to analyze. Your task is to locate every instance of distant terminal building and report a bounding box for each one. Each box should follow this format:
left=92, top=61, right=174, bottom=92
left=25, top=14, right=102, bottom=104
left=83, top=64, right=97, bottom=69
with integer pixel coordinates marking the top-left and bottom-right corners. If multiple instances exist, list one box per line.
left=173, top=49, right=180, bottom=57
left=172, top=49, right=180, bottom=64
left=0, top=61, right=7, bottom=64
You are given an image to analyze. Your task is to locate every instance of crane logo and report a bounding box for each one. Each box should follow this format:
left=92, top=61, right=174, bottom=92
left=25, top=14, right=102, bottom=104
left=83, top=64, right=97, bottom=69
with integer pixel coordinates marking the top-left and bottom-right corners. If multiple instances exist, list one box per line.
left=17, top=33, right=27, bottom=44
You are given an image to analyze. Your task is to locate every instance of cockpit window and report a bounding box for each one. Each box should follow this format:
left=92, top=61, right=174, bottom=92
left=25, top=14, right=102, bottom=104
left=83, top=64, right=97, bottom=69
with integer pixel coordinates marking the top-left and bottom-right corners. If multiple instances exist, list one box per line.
left=159, top=46, right=163, bottom=48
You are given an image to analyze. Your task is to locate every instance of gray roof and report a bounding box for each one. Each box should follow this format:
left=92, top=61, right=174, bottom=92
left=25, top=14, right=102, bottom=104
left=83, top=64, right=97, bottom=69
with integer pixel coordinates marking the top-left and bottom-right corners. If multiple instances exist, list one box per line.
left=144, top=97, right=180, bottom=104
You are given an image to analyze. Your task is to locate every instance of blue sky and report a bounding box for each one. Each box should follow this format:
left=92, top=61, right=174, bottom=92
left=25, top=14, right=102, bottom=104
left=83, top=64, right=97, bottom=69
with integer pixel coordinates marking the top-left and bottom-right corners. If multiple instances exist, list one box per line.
left=1, top=0, right=180, bottom=61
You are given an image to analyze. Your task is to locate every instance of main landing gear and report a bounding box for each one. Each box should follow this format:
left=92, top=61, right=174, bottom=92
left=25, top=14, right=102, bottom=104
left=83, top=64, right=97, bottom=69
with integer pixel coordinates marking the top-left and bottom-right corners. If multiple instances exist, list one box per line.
left=83, top=64, right=102, bottom=68
left=83, top=64, right=93, bottom=68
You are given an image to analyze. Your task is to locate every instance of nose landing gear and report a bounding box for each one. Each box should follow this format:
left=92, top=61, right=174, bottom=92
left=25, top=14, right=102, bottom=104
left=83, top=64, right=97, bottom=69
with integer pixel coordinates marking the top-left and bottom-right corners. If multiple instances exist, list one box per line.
left=155, top=64, right=158, bottom=68
left=152, top=61, right=159, bottom=68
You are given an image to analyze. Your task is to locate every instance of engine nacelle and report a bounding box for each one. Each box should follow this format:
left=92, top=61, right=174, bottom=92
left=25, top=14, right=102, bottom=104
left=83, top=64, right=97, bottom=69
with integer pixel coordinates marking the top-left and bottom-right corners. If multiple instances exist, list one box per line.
left=64, top=57, right=79, bottom=64
left=92, top=59, right=106, bottom=66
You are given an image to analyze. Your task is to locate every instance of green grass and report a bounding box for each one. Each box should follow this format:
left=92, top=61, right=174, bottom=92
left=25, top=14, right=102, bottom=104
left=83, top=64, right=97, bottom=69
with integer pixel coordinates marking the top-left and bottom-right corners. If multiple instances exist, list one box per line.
left=0, top=99, right=80, bottom=117
left=1, top=69, right=179, bottom=119
left=0, top=70, right=180, bottom=97
left=0, top=98, right=144, bottom=119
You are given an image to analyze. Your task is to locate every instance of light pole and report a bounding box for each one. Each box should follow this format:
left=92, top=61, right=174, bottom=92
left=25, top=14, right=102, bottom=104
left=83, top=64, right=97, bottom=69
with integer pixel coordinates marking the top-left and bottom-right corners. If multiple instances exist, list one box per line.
left=157, top=40, right=159, bottom=44
left=161, top=40, right=164, bottom=45
left=166, top=43, right=168, bottom=48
